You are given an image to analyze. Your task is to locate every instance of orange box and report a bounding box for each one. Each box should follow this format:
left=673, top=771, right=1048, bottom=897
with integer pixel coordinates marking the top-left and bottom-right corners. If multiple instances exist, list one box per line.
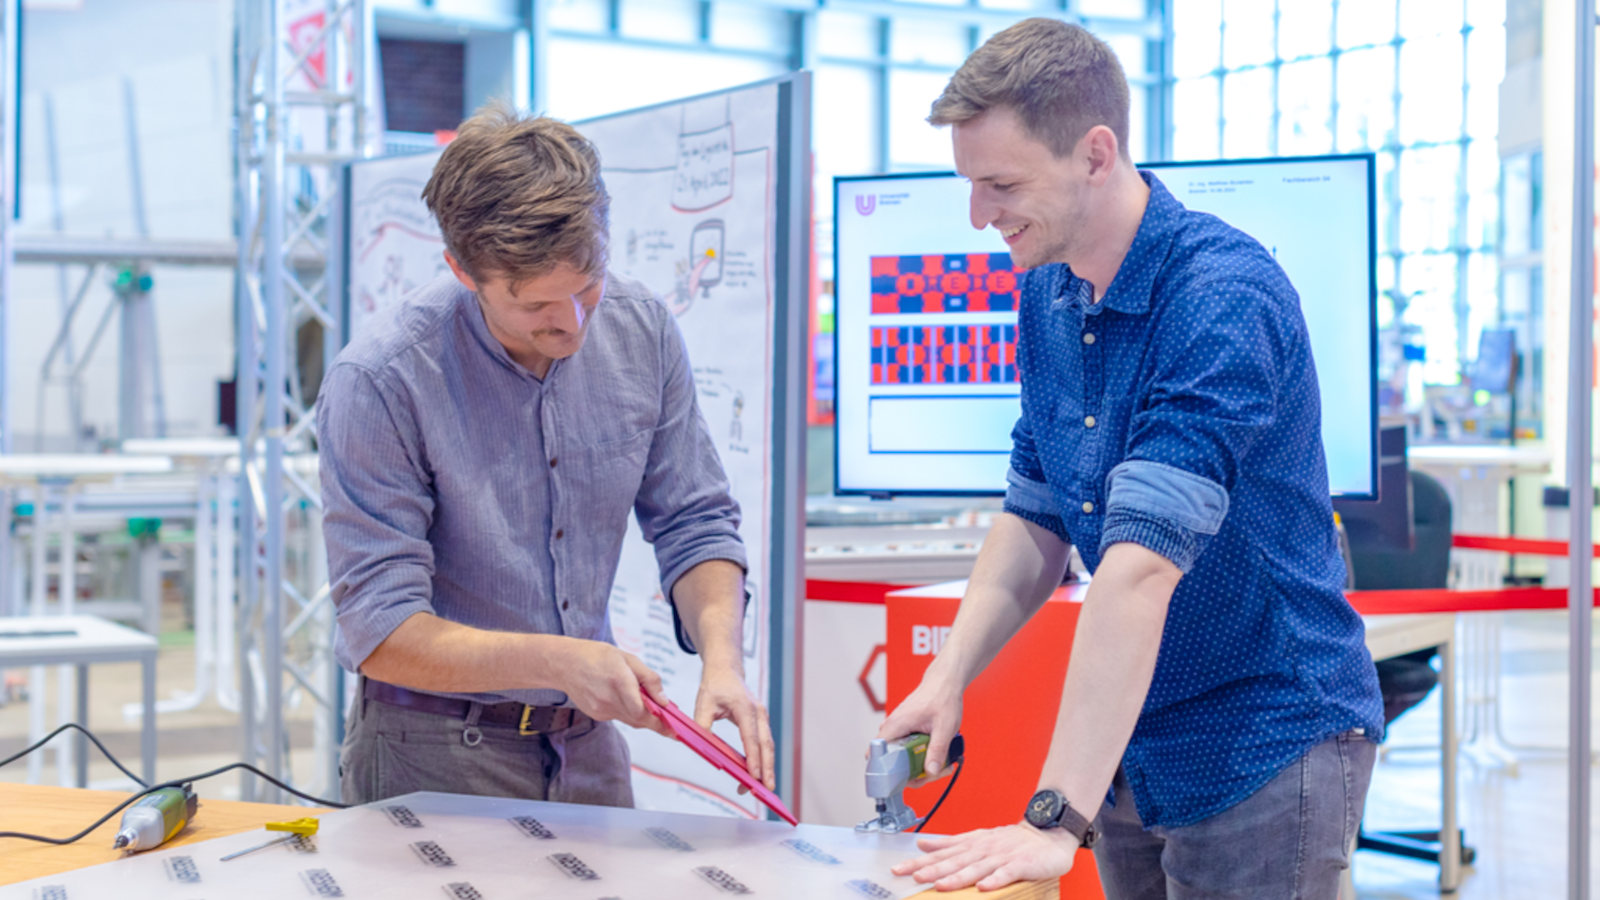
left=886, top=580, right=1104, bottom=899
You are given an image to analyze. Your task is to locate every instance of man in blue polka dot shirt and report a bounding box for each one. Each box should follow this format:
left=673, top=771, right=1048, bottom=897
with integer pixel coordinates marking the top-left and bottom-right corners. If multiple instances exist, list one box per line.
left=878, top=18, right=1385, bottom=899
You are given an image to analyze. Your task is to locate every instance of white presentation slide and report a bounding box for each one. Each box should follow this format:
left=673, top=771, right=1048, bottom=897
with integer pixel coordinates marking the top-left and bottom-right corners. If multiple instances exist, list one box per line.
left=834, top=156, right=1376, bottom=498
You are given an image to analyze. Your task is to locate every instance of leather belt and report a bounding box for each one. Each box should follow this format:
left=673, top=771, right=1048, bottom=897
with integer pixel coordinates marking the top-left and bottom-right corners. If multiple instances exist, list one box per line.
left=363, top=679, right=581, bottom=736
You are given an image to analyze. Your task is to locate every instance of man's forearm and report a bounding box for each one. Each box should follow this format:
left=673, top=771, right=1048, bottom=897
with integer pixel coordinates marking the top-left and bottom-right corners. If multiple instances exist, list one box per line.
left=360, top=611, right=583, bottom=693
left=1038, top=542, right=1180, bottom=822
left=671, top=558, right=748, bottom=673
left=929, top=512, right=1072, bottom=688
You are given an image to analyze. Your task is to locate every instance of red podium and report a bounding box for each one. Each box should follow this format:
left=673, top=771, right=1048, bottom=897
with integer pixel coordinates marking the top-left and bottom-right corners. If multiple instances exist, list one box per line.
left=886, top=580, right=1104, bottom=899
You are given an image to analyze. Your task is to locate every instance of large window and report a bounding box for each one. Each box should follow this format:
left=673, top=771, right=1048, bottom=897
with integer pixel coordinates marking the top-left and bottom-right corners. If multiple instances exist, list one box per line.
left=1172, top=0, right=1506, bottom=416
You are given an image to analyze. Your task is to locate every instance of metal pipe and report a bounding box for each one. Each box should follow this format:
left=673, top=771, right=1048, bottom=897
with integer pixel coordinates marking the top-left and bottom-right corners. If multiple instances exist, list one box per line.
left=1569, top=2, right=1595, bottom=897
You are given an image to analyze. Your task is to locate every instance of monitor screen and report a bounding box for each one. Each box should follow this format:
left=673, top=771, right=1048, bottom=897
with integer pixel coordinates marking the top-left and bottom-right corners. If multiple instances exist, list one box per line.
left=832, top=154, right=1378, bottom=499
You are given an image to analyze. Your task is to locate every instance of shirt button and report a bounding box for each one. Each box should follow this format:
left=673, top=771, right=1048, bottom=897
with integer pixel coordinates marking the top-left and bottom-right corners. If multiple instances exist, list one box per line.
left=555, top=529, right=565, bottom=539
left=549, top=457, right=558, bottom=468
left=1082, top=501, right=1095, bottom=514
left=1084, top=415, right=1096, bottom=428
left=1082, top=333, right=1096, bottom=345
left=561, top=600, right=570, bottom=611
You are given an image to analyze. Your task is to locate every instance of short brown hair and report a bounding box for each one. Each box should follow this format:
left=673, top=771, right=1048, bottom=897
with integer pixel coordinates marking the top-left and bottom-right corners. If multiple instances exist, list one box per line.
left=929, top=18, right=1131, bottom=160
left=422, top=101, right=610, bottom=283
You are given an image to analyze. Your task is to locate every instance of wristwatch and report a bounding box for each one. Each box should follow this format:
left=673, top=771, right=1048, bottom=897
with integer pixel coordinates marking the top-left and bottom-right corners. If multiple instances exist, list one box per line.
left=1024, top=788, right=1099, bottom=848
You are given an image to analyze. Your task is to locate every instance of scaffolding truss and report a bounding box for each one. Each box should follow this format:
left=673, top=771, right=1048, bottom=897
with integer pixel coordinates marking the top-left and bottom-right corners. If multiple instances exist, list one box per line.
left=233, top=0, right=370, bottom=802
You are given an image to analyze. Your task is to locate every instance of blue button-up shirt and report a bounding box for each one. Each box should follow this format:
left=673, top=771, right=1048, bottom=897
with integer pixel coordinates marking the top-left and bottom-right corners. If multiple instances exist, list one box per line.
left=1003, top=172, right=1383, bottom=828
left=318, top=273, right=746, bottom=708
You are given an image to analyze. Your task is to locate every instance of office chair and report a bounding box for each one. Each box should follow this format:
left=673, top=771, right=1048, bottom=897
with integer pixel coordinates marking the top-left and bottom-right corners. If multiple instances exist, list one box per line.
left=1350, top=469, right=1476, bottom=867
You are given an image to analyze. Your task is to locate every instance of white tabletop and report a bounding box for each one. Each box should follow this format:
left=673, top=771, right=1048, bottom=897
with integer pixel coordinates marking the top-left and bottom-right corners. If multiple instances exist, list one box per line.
left=1408, top=444, right=1552, bottom=472
left=0, top=454, right=174, bottom=481
left=0, top=614, right=159, bottom=665
left=121, top=438, right=241, bottom=459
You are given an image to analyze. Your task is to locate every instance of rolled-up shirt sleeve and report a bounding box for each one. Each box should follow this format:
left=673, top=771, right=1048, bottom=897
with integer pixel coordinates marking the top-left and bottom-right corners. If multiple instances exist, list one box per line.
left=1100, top=278, right=1286, bottom=573
left=633, top=308, right=748, bottom=654
left=318, top=363, right=438, bottom=672
left=1004, top=383, right=1071, bottom=545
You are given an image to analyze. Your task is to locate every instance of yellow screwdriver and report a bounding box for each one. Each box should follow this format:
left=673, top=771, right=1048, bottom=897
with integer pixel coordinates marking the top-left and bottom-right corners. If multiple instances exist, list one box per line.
left=219, top=817, right=320, bottom=861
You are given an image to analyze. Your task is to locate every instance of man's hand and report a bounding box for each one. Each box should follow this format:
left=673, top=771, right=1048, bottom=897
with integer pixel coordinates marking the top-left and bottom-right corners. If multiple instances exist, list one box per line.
left=876, top=668, right=963, bottom=783
left=559, top=640, right=672, bottom=737
left=694, top=666, right=775, bottom=791
left=892, top=823, right=1079, bottom=892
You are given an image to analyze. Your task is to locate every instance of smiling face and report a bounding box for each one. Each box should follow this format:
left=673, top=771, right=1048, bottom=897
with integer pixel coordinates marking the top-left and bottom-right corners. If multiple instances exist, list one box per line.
left=953, top=106, right=1093, bottom=271
left=446, top=253, right=605, bottom=377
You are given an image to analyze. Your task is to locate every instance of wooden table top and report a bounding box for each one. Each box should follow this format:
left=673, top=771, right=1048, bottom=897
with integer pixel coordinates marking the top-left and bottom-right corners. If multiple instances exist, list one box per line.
left=0, top=783, right=1057, bottom=898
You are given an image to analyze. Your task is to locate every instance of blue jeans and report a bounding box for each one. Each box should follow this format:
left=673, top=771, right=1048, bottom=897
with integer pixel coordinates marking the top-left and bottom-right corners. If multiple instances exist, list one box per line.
left=1093, top=730, right=1376, bottom=900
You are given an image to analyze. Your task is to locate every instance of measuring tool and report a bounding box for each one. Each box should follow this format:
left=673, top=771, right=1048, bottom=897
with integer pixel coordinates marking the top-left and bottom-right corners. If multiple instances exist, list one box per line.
left=220, top=817, right=320, bottom=861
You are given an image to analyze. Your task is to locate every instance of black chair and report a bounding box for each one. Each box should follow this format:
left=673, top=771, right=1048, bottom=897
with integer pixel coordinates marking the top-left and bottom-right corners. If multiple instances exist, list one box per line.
left=1351, top=469, right=1476, bottom=867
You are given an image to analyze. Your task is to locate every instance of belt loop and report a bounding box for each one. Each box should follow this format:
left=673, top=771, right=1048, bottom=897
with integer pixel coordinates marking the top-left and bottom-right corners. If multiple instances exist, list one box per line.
left=462, top=702, right=484, bottom=748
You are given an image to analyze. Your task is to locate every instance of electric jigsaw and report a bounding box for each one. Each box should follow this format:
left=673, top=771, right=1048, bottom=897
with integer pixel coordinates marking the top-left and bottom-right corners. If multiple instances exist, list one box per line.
left=856, top=732, right=965, bottom=834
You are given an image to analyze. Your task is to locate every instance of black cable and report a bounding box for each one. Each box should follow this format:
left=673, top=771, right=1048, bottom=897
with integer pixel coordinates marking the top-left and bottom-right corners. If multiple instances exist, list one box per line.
left=0, top=722, right=149, bottom=788
left=911, top=758, right=963, bottom=833
left=0, top=727, right=349, bottom=846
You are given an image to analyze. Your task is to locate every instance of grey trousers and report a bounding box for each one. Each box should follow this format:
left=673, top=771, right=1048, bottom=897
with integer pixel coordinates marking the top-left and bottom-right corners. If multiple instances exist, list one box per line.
left=1093, top=730, right=1377, bottom=900
left=339, top=686, right=635, bottom=808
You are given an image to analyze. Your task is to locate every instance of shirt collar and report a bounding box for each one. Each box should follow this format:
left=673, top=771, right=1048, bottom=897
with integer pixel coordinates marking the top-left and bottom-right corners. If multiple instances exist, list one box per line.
left=1061, top=170, right=1181, bottom=317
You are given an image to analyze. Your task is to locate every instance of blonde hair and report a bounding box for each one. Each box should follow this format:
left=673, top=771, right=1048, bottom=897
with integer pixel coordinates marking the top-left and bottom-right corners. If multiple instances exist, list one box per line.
left=929, top=18, right=1131, bottom=160
left=421, top=100, right=610, bottom=283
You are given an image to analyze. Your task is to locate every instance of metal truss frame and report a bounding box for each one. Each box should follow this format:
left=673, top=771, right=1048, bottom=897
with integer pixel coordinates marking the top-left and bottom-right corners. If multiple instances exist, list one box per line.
left=234, top=0, right=370, bottom=802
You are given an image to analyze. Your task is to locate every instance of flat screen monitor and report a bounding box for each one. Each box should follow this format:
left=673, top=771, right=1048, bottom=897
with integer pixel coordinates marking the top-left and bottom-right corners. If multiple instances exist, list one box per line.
left=833, top=153, right=1378, bottom=499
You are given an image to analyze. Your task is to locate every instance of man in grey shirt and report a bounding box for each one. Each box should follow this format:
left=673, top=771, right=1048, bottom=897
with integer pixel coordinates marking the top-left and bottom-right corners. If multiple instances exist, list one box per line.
left=318, top=102, right=773, bottom=807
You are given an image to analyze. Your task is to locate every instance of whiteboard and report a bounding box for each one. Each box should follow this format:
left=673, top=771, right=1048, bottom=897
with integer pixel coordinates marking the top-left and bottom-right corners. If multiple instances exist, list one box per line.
left=339, top=75, right=807, bottom=819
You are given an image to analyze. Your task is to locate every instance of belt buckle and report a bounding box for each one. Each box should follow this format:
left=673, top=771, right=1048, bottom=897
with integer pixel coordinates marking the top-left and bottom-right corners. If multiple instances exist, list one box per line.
left=519, top=705, right=542, bottom=736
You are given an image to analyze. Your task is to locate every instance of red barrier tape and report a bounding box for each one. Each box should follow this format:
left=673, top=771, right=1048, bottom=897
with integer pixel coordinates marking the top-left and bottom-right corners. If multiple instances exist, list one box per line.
left=1450, top=534, right=1587, bottom=557
left=1346, top=586, right=1599, bottom=615
left=803, top=580, right=892, bottom=604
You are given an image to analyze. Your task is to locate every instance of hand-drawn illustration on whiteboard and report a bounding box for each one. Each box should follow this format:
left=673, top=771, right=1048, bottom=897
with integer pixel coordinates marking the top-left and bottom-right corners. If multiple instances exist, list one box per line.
left=584, top=81, right=784, bottom=820
left=345, top=156, right=447, bottom=341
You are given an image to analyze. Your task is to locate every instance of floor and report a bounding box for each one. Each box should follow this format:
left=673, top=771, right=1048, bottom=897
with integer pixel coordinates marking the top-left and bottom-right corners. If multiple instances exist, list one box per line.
left=0, top=604, right=1596, bottom=897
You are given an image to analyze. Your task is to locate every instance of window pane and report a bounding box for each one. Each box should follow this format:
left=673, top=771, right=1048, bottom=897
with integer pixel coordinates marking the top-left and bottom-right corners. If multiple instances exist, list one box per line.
left=891, top=18, right=969, bottom=67
left=818, top=10, right=880, bottom=60
left=548, top=0, right=608, bottom=33
left=1335, top=45, right=1396, bottom=151
left=1501, top=152, right=1537, bottom=256
left=1398, top=145, right=1460, bottom=253
left=1128, top=86, right=1148, bottom=161
left=1464, top=141, right=1498, bottom=248
left=1106, top=34, right=1148, bottom=78
left=1173, top=76, right=1220, bottom=159
left=1336, top=0, right=1395, bottom=49
left=1468, top=0, right=1506, bottom=27
left=1077, top=0, right=1148, bottom=18
left=1398, top=34, right=1463, bottom=144
left=977, top=0, right=1048, bottom=9
left=1278, top=1, right=1331, bottom=59
left=814, top=64, right=878, bottom=178
left=1277, top=57, right=1332, bottom=155
left=889, top=69, right=956, bottom=168
left=1172, top=0, right=1221, bottom=77
left=1399, top=0, right=1462, bottom=38
left=1376, top=149, right=1398, bottom=253
left=1399, top=253, right=1461, bottom=384
left=711, top=3, right=790, bottom=53
left=1464, top=252, right=1499, bottom=359
left=1376, top=253, right=1396, bottom=328
left=618, top=0, right=698, bottom=42
left=1222, top=0, right=1275, bottom=69
left=1222, top=66, right=1273, bottom=157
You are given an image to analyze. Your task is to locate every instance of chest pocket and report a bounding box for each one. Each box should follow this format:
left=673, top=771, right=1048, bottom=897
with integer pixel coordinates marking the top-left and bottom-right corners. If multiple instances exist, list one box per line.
left=579, top=428, right=653, bottom=532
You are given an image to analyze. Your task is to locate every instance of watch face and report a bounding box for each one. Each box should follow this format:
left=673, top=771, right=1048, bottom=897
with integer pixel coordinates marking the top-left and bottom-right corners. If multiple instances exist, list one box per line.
left=1025, top=789, right=1063, bottom=828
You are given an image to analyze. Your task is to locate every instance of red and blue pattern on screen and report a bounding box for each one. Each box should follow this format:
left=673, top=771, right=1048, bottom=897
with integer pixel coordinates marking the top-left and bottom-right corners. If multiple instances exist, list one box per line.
left=870, top=253, right=1020, bottom=314
left=870, top=325, right=1018, bottom=385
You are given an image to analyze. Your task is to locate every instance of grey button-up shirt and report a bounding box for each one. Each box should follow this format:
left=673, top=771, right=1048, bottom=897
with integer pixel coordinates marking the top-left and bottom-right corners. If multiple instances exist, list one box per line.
left=318, top=272, right=746, bottom=707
